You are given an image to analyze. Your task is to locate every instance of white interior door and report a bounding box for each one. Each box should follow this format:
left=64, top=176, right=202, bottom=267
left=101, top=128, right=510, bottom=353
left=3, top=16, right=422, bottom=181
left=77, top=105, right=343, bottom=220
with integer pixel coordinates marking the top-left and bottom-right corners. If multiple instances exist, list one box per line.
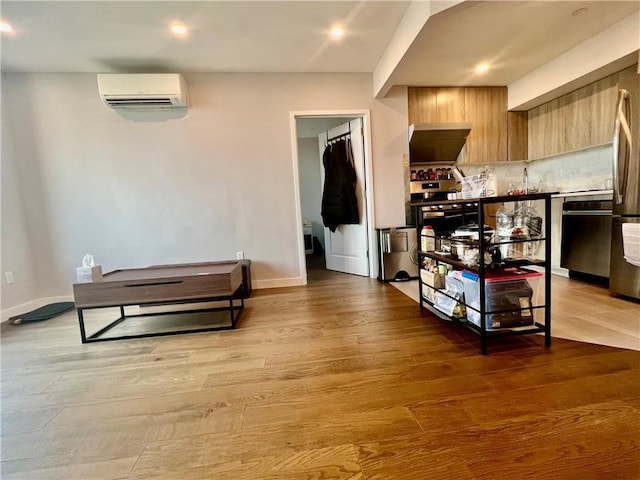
left=318, top=118, right=369, bottom=276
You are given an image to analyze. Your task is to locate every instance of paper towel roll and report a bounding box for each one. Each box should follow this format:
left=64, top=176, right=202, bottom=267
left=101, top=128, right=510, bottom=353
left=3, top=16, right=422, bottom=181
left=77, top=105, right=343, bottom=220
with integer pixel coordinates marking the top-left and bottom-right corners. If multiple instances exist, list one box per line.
left=622, top=223, right=640, bottom=268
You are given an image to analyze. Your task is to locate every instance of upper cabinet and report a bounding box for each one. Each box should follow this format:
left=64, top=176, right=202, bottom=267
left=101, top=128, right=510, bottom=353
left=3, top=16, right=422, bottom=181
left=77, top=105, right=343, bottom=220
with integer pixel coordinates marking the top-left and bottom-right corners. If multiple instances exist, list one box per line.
left=527, top=66, right=636, bottom=159
left=464, top=88, right=508, bottom=163
left=507, top=111, right=528, bottom=162
left=408, top=86, right=523, bottom=163
left=407, top=66, right=636, bottom=164
left=408, top=88, right=465, bottom=123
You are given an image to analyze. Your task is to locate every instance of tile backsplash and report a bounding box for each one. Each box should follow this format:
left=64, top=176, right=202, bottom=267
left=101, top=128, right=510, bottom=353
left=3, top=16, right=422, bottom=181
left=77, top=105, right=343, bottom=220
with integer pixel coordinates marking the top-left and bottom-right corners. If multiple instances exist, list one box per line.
left=459, top=143, right=613, bottom=195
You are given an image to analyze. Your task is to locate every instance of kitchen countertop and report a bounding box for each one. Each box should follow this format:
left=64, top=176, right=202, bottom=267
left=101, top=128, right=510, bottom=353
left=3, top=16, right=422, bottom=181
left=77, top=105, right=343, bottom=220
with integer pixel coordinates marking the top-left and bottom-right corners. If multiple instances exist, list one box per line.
left=551, top=189, right=612, bottom=198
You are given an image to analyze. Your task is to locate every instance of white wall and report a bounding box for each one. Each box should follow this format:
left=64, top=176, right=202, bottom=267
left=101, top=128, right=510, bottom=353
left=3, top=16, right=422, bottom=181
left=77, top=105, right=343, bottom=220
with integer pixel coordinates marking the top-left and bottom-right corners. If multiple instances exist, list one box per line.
left=298, top=137, right=324, bottom=250
left=1, top=72, right=409, bottom=316
left=1, top=80, right=39, bottom=316
left=370, top=86, right=409, bottom=228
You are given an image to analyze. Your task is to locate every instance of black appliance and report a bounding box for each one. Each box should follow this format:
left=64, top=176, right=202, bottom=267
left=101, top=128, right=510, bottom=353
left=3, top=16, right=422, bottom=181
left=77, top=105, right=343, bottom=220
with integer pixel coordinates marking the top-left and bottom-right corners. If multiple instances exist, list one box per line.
left=484, top=280, right=535, bottom=329
left=417, top=202, right=479, bottom=236
left=561, top=200, right=612, bottom=279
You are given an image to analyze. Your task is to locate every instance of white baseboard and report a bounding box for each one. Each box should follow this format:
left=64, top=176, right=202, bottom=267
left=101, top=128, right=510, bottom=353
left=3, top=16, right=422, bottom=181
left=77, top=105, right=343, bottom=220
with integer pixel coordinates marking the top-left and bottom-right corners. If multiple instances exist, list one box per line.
left=551, top=267, right=569, bottom=277
left=1, top=295, right=75, bottom=323
left=253, top=277, right=306, bottom=289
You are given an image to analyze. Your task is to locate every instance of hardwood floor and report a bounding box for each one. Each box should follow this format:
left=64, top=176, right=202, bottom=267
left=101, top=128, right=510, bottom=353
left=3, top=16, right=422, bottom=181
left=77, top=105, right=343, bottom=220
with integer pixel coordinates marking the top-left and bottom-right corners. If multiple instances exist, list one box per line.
left=1, top=264, right=639, bottom=479
left=550, top=275, right=640, bottom=350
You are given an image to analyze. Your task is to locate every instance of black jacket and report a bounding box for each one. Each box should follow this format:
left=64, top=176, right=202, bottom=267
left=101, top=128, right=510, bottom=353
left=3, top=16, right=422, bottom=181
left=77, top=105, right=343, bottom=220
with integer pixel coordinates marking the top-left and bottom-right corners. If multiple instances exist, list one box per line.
left=321, top=139, right=359, bottom=232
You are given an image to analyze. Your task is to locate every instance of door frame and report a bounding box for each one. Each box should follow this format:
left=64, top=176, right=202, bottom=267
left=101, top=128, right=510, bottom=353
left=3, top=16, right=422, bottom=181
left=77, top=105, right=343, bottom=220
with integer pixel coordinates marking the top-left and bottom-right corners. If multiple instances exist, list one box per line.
left=289, top=110, right=376, bottom=283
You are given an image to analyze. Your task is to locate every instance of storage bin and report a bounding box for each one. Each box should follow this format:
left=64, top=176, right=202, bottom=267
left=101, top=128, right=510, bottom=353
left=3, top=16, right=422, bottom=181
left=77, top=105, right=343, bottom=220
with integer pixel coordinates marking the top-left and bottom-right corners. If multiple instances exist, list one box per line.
left=433, top=271, right=466, bottom=318
left=303, top=225, right=314, bottom=255
left=461, top=172, right=497, bottom=199
left=461, top=267, right=541, bottom=329
left=421, top=269, right=445, bottom=289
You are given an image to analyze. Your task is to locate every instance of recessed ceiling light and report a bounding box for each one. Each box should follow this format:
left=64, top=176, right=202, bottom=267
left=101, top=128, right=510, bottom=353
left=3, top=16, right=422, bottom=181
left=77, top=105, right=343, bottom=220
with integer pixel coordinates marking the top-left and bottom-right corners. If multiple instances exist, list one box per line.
left=330, top=26, right=344, bottom=38
left=475, top=63, right=489, bottom=74
left=170, top=22, right=187, bottom=35
left=0, top=20, right=14, bottom=34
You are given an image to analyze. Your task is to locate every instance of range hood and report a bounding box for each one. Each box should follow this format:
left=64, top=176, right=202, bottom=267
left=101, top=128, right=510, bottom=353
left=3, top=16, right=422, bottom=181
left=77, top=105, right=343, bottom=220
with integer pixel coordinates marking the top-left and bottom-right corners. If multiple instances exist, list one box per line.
left=409, top=122, right=471, bottom=164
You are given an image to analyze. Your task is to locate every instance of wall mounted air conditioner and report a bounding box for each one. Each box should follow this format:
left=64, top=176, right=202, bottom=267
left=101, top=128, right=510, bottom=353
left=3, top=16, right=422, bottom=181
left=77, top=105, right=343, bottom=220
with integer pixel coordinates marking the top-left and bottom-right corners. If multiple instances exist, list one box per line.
left=97, top=73, right=188, bottom=110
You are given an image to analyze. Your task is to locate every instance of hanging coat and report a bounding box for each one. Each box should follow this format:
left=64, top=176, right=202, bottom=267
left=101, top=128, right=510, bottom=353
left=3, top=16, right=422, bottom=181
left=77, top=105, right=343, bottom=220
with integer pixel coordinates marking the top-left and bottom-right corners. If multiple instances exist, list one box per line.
left=321, top=139, right=360, bottom=232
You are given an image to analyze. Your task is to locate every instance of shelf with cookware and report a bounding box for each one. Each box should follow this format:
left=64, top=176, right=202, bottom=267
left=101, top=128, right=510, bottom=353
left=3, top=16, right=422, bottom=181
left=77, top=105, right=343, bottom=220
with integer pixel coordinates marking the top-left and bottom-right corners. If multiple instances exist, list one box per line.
left=412, top=192, right=552, bottom=354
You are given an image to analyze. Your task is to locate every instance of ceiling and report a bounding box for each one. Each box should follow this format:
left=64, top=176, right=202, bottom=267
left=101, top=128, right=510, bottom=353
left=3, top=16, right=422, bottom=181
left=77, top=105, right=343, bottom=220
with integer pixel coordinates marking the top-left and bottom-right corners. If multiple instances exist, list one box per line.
left=393, top=1, right=639, bottom=87
left=0, top=1, right=410, bottom=74
left=1, top=1, right=638, bottom=92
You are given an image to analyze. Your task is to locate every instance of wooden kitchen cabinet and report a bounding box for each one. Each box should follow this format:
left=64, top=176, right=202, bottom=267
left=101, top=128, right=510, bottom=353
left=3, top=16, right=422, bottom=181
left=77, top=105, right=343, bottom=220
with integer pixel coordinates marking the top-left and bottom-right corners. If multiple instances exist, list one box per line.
left=464, top=87, right=508, bottom=164
left=408, top=87, right=465, bottom=123
left=434, top=88, right=466, bottom=122
left=507, top=111, right=528, bottom=161
left=408, top=88, right=437, bottom=123
left=408, top=86, right=519, bottom=163
left=527, top=65, right=635, bottom=159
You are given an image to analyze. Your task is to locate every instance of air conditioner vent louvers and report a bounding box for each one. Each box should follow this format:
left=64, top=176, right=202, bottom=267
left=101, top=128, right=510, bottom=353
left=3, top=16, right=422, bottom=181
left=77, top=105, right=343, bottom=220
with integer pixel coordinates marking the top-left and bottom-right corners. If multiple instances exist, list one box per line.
left=104, top=98, right=175, bottom=106
left=97, top=74, right=188, bottom=110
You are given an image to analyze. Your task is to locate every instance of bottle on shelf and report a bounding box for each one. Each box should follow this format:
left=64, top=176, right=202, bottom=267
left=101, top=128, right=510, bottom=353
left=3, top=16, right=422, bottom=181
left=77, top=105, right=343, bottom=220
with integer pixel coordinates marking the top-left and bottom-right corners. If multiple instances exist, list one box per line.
left=421, top=225, right=436, bottom=252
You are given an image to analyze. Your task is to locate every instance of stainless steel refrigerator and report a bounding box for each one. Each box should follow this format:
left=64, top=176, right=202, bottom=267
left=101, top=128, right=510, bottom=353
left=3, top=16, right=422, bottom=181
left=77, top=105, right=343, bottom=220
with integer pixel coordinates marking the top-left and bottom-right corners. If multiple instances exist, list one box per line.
left=610, top=71, right=640, bottom=300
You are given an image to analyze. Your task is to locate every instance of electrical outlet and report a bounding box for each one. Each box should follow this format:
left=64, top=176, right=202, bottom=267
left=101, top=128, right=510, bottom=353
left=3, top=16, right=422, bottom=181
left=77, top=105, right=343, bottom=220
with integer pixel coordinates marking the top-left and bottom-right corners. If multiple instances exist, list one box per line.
left=236, top=251, right=244, bottom=260
left=5, top=271, right=14, bottom=284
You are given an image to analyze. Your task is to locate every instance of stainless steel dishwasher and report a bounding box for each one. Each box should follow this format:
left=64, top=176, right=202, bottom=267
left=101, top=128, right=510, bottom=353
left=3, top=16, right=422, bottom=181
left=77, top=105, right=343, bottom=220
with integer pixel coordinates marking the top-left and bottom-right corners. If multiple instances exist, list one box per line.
left=561, top=200, right=612, bottom=278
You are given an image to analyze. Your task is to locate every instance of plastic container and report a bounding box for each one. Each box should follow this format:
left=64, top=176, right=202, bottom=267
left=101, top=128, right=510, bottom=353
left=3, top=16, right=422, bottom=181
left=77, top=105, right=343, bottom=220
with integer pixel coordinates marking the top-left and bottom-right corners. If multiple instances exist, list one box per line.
left=421, top=225, right=436, bottom=252
left=461, top=267, right=542, bottom=329
left=433, top=271, right=466, bottom=318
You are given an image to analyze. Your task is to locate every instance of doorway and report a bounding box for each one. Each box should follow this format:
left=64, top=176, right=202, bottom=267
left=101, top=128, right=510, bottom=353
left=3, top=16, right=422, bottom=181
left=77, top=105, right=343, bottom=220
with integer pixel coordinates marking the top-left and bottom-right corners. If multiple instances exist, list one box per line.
left=290, top=110, right=376, bottom=283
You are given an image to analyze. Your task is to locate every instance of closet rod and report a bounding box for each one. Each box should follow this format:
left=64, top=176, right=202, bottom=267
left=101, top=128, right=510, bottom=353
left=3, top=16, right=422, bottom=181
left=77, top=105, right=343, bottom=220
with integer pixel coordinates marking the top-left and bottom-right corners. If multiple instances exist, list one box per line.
left=327, top=131, right=351, bottom=143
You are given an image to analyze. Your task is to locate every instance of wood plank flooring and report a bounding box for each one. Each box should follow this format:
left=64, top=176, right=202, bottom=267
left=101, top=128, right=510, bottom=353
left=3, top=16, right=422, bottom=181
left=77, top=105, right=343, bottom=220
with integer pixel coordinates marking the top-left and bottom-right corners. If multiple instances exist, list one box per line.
left=1, top=264, right=639, bottom=479
left=550, top=275, right=640, bottom=350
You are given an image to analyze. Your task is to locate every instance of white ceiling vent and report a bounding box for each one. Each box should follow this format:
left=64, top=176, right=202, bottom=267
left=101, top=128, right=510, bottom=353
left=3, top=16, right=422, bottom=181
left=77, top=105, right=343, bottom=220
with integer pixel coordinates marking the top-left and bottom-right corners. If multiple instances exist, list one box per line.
left=97, top=73, right=188, bottom=110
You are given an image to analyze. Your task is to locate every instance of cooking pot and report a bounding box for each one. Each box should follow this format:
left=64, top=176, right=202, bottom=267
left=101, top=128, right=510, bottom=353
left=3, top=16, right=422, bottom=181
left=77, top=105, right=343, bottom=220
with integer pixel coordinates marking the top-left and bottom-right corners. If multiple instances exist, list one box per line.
left=449, top=237, right=477, bottom=260
left=449, top=223, right=495, bottom=264
left=451, top=223, right=494, bottom=241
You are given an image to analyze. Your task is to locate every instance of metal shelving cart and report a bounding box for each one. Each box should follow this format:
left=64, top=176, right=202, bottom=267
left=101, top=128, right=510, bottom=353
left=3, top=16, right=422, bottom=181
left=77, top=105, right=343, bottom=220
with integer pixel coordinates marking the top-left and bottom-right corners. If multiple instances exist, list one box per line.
left=413, top=192, right=552, bottom=354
